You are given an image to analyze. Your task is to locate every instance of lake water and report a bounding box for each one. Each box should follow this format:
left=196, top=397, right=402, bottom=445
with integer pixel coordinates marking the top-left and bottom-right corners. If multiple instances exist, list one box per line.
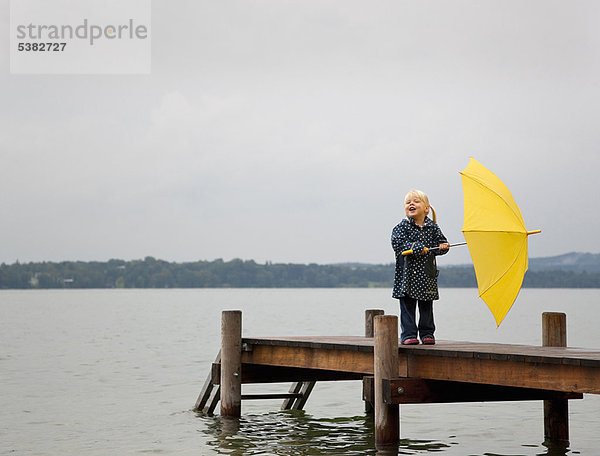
left=1, top=288, right=599, bottom=455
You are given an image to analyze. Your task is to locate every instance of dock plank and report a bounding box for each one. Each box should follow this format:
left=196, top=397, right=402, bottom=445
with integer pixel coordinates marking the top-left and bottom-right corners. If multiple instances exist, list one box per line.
left=243, top=336, right=600, bottom=366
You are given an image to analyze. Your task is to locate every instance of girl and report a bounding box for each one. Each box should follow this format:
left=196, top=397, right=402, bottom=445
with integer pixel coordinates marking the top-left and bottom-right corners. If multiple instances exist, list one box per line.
left=391, top=190, right=450, bottom=345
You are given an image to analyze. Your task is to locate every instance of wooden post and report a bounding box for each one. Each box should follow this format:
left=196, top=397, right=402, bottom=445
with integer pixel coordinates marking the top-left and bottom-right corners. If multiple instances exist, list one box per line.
left=374, top=315, right=399, bottom=448
left=365, top=309, right=385, bottom=338
left=542, top=312, right=569, bottom=445
left=220, top=310, right=242, bottom=418
left=365, top=309, right=385, bottom=413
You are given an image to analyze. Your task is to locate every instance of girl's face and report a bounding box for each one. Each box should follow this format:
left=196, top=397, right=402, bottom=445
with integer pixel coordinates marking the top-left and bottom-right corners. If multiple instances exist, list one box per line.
left=405, top=195, right=429, bottom=221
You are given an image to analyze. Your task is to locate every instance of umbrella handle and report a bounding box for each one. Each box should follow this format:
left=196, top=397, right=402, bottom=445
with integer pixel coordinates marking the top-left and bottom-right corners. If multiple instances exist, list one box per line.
left=401, top=242, right=467, bottom=256
left=401, top=247, right=428, bottom=256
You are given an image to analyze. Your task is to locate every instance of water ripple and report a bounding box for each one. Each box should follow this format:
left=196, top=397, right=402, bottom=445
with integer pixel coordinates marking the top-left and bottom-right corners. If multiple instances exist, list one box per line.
left=198, top=411, right=452, bottom=455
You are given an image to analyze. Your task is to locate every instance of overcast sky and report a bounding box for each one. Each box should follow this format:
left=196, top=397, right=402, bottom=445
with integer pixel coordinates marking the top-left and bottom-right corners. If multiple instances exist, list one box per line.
left=2, top=0, right=599, bottom=266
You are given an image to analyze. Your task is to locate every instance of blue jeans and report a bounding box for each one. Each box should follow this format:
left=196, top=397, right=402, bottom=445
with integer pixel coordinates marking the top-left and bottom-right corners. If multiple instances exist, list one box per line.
left=399, top=296, right=435, bottom=342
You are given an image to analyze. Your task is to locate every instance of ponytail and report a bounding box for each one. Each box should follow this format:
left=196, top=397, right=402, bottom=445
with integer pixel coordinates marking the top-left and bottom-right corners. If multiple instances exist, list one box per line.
left=429, top=206, right=437, bottom=224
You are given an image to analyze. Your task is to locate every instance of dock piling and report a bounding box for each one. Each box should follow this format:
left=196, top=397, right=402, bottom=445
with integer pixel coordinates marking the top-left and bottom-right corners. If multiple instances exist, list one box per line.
left=220, top=310, right=242, bottom=418
left=364, top=309, right=385, bottom=413
left=365, top=309, right=385, bottom=338
left=542, top=312, right=569, bottom=445
left=374, top=314, right=400, bottom=448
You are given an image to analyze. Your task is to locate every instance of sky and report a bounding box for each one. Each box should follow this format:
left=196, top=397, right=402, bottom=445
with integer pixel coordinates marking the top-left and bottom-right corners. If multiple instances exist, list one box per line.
left=2, top=0, right=600, bottom=266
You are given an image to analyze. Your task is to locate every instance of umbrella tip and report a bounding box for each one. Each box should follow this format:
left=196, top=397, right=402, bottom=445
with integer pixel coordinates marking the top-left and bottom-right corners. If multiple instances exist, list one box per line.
left=527, top=230, right=542, bottom=235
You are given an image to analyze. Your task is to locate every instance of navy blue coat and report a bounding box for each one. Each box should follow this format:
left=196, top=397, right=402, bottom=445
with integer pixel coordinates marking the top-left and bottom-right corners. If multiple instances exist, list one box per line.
left=391, top=217, right=448, bottom=300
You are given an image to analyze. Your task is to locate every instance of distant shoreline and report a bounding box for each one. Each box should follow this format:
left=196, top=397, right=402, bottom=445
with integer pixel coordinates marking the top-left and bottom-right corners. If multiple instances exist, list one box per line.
left=2, top=253, right=600, bottom=289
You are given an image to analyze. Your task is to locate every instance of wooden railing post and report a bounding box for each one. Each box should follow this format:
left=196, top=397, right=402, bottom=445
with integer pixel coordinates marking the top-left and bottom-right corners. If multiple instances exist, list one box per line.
left=365, top=309, right=385, bottom=338
left=374, top=315, right=399, bottom=448
left=220, top=310, right=242, bottom=418
left=364, top=309, right=385, bottom=413
left=542, top=312, right=569, bottom=445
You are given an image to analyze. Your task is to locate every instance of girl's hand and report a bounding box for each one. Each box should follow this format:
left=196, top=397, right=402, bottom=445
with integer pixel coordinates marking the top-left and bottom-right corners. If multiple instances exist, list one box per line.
left=439, top=243, right=450, bottom=251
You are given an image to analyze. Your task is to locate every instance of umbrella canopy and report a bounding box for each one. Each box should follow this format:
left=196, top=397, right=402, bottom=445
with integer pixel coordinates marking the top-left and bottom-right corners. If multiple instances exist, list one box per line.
left=459, top=157, right=540, bottom=326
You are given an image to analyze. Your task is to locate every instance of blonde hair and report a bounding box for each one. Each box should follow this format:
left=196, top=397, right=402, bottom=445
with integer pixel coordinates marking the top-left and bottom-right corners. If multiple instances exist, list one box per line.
left=405, top=189, right=437, bottom=223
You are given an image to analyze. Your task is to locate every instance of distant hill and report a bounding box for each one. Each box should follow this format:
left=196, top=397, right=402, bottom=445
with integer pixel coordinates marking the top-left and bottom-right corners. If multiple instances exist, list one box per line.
left=528, top=252, right=600, bottom=273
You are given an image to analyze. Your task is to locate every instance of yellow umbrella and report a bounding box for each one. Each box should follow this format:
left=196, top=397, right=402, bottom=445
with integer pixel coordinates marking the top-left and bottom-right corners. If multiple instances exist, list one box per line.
left=459, top=157, right=541, bottom=326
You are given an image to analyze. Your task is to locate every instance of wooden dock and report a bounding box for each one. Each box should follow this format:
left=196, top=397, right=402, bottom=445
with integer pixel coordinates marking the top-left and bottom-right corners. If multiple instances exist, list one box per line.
left=195, top=310, right=600, bottom=449
left=238, top=336, right=600, bottom=393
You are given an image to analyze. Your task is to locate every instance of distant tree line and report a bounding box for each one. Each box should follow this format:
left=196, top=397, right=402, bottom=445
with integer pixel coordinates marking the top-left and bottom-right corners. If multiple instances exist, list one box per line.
left=0, top=257, right=599, bottom=289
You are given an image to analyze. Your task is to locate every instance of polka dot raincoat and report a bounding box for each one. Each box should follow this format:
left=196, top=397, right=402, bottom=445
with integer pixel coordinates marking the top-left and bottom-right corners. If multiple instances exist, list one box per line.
left=391, top=217, right=448, bottom=300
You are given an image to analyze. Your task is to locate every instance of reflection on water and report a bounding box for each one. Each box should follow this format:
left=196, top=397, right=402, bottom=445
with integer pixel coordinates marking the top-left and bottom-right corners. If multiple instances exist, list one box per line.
left=539, top=440, right=574, bottom=456
left=198, top=410, right=581, bottom=456
left=199, top=410, right=452, bottom=455
left=201, top=411, right=376, bottom=455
